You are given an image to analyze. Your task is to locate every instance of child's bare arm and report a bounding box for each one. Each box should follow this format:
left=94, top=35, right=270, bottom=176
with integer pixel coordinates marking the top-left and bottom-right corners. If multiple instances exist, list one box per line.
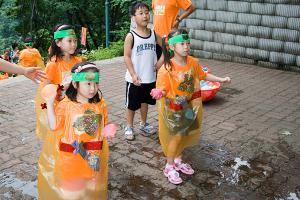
left=124, top=33, right=141, bottom=86
left=205, top=73, right=231, bottom=83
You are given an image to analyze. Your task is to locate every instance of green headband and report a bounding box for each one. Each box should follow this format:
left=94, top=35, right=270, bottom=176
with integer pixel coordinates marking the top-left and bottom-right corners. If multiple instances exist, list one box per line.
left=72, top=72, right=99, bottom=82
left=54, top=29, right=76, bottom=39
left=168, top=34, right=190, bottom=45
left=24, top=42, right=33, bottom=46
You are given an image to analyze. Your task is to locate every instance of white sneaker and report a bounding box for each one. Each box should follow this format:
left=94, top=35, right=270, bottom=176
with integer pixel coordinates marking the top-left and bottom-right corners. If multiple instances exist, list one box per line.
left=139, top=122, right=156, bottom=137
left=124, top=127, right=135, bottom=141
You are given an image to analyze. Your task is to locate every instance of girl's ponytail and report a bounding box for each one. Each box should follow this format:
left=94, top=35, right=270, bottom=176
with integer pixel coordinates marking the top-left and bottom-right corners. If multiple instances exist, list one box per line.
left=162, top=35, right=173, bottom=71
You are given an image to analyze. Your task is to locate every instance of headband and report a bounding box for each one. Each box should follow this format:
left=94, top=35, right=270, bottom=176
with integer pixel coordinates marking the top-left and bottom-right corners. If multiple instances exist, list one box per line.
left=71, top=64, right=100, bottom=82
left=168, top=34, right=190, bottom=45
left=24, top=42, right=33, bottom=47
left=72, top=72, right=99, bottom=82
left=54, top=29, right=76, bottom=39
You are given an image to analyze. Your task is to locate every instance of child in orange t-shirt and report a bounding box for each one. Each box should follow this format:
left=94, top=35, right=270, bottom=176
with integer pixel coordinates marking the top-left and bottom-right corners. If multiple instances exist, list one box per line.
left=152, top=28, right=231, bottom=185
left=18, top=37, right=45, bottom=69
left=41, top=62, right=116, bottom=199
left=36, top=24, right=82, bottom=199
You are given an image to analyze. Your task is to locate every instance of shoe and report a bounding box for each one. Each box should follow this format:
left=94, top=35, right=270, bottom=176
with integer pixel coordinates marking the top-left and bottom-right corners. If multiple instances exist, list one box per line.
left=124, top=127, right=135, bottom=141
left=139, top=122, right=156, bottom=137
left=174, top=159, right=194, bottom=175
left=163, top=164, right=182, bottom=184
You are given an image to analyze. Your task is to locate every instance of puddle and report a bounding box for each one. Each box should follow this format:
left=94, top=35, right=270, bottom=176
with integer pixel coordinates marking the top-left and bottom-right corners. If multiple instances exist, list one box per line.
left=219, top=87, right=243, bottom=95
left=0, top=172, right=37, bottom=199
left=281, top=130, right=293, bottom=136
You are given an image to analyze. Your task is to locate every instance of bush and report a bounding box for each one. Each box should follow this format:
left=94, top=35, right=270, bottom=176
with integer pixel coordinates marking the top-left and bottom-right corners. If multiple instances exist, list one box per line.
left=86, top=41, right=124, bottom=61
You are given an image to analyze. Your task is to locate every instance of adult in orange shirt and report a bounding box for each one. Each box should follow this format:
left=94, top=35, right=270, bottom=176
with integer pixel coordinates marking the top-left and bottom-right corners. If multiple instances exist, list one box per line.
left=152, top=0, right=196, bottom=37
left=152, top=0, right=196, bottom=58
left=18, top=37, right=45, bottom=69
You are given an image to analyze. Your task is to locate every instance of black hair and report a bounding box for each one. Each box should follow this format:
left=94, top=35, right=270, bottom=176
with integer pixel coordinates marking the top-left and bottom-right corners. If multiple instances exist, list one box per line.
left=66, top=61, right=102, bottom=104
left=130, top=1, right=149, bottom=16
left=48, top=24, right=77, bottom=61
left=162, top=28, right=189, bottom=71
left=12, top=42, right=18, bottom=50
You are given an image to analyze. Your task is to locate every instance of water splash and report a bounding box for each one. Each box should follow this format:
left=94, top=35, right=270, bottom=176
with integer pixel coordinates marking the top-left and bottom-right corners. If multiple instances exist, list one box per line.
left=227, top=157, right=251, bottom=184
left=0, top=172, right=37, bottom=199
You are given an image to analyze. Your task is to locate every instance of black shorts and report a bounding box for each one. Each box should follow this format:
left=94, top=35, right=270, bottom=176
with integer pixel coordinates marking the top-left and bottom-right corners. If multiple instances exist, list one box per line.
left=125, top=82, right=156, bottom=111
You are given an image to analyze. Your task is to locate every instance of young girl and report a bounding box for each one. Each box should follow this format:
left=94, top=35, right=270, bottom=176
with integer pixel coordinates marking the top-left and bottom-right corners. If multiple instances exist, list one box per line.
left=152, top=28, right=231, bottom=184
left=36, top=24, right=82, bottom=198
left=36, top=24, right=82, bottom=138
left=40, top=62, right=115, bottom=199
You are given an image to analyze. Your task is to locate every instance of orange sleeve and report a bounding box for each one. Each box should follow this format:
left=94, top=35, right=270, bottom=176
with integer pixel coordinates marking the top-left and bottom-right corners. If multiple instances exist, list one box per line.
left=194, top=59, right=207, bottom=81
left=156, top=66, right=171, bottom=92
left=45, top=61, right=58, bottom=84
left=102, top=99, right=109, bottom=126
left=177, top=0, right=192, bottom=10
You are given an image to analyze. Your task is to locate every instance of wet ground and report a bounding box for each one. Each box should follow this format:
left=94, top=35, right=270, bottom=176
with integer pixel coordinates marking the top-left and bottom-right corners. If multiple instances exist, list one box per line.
left=0, top=57, right=299, bottom=200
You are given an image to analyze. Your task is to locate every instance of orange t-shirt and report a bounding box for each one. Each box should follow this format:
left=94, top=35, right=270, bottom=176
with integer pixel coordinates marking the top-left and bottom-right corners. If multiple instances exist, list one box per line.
left=54, top=97, right=108, bottom=180
left=18, top=48, right=45, bottom=68
left=157, top=56, right=206, bottom=99
left=152, top=0, right=192, bottom=37
left=45, top=56, right=82, bottom=84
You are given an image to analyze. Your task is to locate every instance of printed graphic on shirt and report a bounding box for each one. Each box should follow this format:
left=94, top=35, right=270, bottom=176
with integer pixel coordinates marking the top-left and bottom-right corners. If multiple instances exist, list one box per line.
left=154, top=4, right=165, bottom=15
left=177, top=69, right=195, bottom=93
left=136, top=43, right=156, bottom=55
left=73, top=109, right=102, bottom=136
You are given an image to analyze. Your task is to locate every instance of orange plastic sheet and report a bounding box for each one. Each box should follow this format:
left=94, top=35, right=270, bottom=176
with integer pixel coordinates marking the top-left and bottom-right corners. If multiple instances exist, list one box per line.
left=156, top=56, right=205, bottom=157
left=37, top=97, right=109, bottom=199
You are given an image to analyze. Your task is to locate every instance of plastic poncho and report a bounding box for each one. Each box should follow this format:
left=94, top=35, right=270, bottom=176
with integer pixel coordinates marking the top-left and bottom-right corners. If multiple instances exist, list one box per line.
left=18, top=48, right=45, bottom=69
left=156, top=56, right=207, bottom=157
left=38, top=97, right=109, bottom=200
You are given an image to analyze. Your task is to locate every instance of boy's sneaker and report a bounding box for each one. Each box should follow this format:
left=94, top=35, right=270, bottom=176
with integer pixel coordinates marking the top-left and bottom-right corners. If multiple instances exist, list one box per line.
left=124, top=127, right=135, bottom=141
left=139, top=122, right=156, bottom=137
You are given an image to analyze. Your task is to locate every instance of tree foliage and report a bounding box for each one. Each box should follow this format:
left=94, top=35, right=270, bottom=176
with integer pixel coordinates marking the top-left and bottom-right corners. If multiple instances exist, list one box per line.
left=0, top=0, right=152, bottom=55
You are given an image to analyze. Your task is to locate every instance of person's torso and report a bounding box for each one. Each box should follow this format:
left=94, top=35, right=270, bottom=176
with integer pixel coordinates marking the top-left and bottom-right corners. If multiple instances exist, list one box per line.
left=46, top=56, right=81, bottom=84
left=60, top=99, right=106, bottom=144
left=166, top=56, right=201, bottom=98
left=125, top=29, right=157, bottom=83
left=152, top=0, right=180, bottom=37
left=18, top=48, right=41, bottom=67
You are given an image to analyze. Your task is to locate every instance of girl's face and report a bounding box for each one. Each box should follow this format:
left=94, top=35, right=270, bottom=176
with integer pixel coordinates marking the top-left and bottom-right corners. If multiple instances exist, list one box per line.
left=171, top=40, right=190, bottom=57
left=133, top=7, right=150, bottom=27
left=75, top=71, right=99, bottom=102
left=56, top=36, right=77, bottom=56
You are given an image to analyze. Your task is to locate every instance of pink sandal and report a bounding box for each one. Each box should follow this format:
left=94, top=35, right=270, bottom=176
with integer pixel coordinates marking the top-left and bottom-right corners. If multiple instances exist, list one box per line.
left=163, top=165, right=183, bottom=184
left=174, top=160, right=195, bottom=175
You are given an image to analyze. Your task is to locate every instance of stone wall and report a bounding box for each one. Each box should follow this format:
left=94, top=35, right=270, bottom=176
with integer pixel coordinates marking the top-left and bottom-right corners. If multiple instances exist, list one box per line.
left=186, top=0, right=300, bottom=70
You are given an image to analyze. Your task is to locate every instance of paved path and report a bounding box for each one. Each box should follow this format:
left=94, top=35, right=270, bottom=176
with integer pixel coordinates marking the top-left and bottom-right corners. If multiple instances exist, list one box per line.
left=0, top=57, right=300, bottom=200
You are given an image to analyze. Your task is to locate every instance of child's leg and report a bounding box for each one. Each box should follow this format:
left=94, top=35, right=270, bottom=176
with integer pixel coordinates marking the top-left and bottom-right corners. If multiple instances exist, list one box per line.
left=125, top=109, right=135, bottom=140
left=174, top=155, right=195, bottom=175
left=166, top=135, right=183, bottom=164
left=140, top=103, right=148, bottom=124
left=126, top=108, right=135, bottom=128
left=139, top=103, right=156, bottom=136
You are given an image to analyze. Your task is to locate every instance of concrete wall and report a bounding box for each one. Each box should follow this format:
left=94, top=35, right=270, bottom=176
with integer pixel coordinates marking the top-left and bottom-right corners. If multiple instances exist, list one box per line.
left=186, top=0, right=300, bottom=70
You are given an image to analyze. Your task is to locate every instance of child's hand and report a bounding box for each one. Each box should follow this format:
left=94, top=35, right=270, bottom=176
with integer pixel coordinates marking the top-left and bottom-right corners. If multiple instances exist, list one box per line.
left=150, top=88, right=163, bottom=100
left=61, top=74, right=72, bottom=90
left=132, top=74, right=141, bottom=86
left=221, top=77, right=231, bottom=84
left=41, top=84, right=58, bottom=103
left=101, top=123, right=118, bottom=139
